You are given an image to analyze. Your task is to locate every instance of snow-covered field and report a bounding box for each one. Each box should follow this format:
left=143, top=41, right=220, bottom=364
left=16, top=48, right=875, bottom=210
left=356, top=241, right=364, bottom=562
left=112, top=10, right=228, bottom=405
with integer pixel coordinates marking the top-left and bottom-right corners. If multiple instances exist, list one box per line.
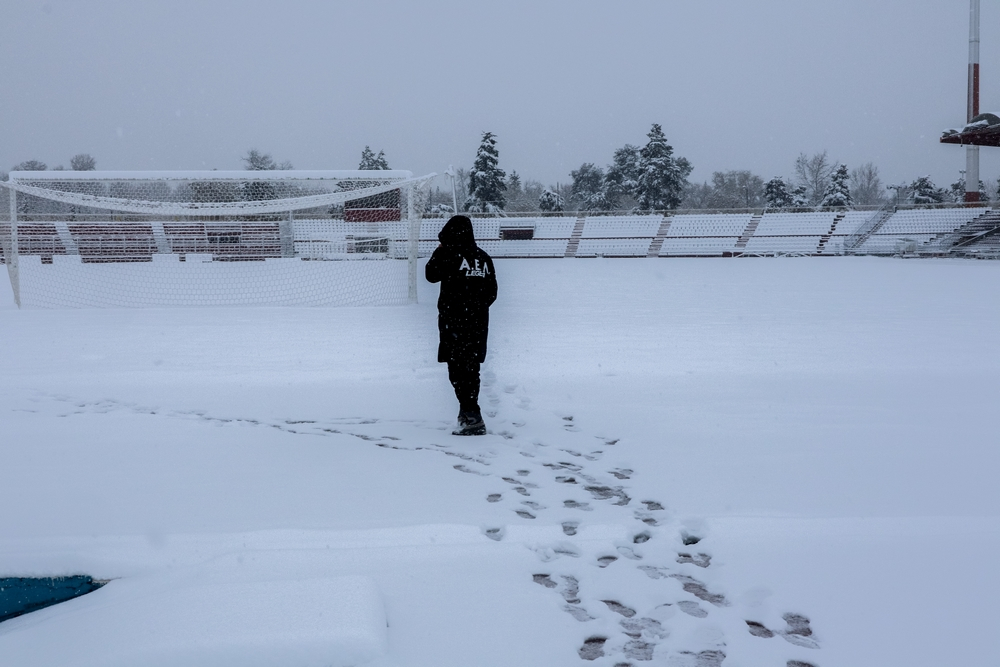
left=1, top=256, right=998, bottom=667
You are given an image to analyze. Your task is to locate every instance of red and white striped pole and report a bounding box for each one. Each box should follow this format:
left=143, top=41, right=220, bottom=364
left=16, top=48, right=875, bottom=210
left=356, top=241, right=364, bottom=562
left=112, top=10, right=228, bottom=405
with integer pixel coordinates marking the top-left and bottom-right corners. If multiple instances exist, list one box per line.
left=966, top=0, right=981, bottom=202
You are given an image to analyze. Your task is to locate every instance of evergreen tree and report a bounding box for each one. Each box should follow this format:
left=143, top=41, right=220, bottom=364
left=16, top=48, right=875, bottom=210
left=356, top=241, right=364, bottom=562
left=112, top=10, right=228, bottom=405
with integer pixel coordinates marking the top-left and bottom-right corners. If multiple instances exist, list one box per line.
left=910, top=176, right=946, bottom=206
left=70, top=154, right=97, bottom=171
left=948, top=175, right=988, bottom=203
left=764, top=177, right=795, bottom=209
left=820, top=164, right=852, bottom=208
left=504, top=171, right=526, bottom=211
left=538, top=189, right=565, bottom=213
left=359, top=146, right=390, bottom=170
left=571, top=163, right=611, bottom=211
left=604, top=144, right=641, bottom=209
left=506, top=171, right=523, bottom=198
left=634, top=124, right=692, bottom=211
left=464, top=131, right=506, bottom=213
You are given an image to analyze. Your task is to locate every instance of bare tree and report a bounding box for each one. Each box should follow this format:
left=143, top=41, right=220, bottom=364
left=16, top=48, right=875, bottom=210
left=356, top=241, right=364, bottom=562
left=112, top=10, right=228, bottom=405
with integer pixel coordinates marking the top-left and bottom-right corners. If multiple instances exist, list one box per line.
left=12, top=160, right=47, bottom=171
left=794, top=151, right=834, bottom=206
left=849, top=162, right=884, bottom=206
left=453, top=168, right=470, bottom=209
left=681, top=182, right=714, bottom=209
left=70, top=153, right=97, bottom=171
left=707, top=170, right=766, bottom=209
left=241, top=149, right=292, bottom=171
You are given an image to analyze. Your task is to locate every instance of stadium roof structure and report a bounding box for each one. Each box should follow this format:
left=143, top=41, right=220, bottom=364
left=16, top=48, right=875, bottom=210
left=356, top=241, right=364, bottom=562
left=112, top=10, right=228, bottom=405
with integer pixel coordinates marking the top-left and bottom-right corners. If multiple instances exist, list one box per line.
left=941, top=112, right=1000, bottom=147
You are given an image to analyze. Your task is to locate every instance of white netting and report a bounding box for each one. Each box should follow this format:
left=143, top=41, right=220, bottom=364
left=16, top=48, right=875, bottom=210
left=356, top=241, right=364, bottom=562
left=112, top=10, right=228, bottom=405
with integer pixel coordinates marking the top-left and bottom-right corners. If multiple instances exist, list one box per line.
left=1, top=171, right=432, bottom=308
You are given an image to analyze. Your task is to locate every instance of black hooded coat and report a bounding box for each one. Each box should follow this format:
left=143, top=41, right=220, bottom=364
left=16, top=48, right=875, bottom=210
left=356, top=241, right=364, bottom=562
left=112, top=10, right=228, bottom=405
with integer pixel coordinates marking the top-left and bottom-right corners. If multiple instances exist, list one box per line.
left=425, top=216, right=498, bottom=364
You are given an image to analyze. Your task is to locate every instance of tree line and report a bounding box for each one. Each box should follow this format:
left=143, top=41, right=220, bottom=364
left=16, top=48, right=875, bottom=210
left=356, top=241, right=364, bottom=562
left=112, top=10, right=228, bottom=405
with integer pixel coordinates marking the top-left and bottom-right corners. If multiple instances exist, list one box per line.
left=443, top=129, right=1000, bottom=215
left=7, top=139, right=997, bottom=214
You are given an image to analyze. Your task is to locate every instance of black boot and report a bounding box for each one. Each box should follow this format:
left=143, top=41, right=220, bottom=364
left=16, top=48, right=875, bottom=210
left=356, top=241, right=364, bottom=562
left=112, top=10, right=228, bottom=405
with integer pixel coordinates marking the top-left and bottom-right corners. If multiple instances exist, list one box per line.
left=452, top=410, right=486, bottom=436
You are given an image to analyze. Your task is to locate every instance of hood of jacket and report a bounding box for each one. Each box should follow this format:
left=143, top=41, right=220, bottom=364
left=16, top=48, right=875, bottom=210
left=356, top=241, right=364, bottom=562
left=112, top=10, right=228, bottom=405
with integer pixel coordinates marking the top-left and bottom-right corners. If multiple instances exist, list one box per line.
left=438, top=215, right=476, bottom=248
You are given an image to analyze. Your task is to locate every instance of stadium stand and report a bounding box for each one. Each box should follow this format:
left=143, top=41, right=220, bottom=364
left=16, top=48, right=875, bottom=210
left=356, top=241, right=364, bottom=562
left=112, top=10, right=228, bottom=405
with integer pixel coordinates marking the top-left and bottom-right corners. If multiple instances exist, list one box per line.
left=9, top=208, right=1000, bottom=268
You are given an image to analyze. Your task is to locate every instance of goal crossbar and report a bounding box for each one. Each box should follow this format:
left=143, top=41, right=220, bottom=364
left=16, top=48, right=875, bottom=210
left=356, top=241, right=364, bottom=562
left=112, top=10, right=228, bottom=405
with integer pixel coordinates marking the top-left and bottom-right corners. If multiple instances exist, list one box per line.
left=2, top=171, right=433, bottom=217
left=1, top=170, right=434, bottom=308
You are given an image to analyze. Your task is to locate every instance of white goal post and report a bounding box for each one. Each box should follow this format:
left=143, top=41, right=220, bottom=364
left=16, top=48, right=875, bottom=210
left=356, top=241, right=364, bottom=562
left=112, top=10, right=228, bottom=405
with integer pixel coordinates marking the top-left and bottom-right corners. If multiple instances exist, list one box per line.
left=0, top=170, right=433, bottom=308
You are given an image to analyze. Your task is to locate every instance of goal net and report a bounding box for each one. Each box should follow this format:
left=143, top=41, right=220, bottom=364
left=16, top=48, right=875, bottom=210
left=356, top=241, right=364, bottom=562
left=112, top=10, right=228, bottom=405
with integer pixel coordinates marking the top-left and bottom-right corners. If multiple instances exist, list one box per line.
left=0, top=170, right=432, bottom=308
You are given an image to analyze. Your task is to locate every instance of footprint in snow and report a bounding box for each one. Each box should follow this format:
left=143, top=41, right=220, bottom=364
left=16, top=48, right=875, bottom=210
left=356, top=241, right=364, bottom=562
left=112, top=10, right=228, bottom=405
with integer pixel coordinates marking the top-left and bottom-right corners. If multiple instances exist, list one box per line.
left=544, top=461, right=582, bottom=473
left=602, top=600, right=636, bottom=617
left=616, top=545, right=642, bottom=560
left=634, top=510, right=662, bottom=526
left=577, top=636, right=606, bottom=661
left=454, top=464, right=489, bottom=476
left=677, top=552, right=712, bottom=568
left=563, top=499, right=593, bottom=511
left=745, top=613, right=818, bottom=649
left=678, top=600, right=709, bottom=618
left=671, top=574, right=728, bottom=607
left=583, top=484, right=631, bottom=506
left=483, top=527, right=504, bottom=541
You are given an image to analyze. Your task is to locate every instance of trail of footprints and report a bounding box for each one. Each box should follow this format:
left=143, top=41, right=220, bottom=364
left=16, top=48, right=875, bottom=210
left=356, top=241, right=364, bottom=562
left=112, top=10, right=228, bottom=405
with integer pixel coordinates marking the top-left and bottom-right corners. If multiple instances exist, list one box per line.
left=39, top=380, right=820, bottom=666
left=469, top=375, right=821, bottom=667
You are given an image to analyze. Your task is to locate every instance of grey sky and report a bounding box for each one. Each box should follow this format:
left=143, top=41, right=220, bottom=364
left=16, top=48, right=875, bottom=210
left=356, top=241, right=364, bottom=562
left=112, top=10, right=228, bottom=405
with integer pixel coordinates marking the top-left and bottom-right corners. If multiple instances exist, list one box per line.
left=2, top=0, right=996, bottom=191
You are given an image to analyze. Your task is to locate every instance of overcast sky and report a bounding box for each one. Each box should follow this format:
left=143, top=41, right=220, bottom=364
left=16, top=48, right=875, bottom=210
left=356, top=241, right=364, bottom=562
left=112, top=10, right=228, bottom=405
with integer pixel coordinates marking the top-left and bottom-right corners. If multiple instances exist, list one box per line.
left=2, top=0, right=997, bottom=190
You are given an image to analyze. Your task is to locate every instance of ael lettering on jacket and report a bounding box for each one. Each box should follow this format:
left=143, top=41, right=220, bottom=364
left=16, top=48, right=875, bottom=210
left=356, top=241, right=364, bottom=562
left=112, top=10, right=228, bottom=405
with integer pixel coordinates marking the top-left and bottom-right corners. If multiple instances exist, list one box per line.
left=459, top=258, right=489, bottom=278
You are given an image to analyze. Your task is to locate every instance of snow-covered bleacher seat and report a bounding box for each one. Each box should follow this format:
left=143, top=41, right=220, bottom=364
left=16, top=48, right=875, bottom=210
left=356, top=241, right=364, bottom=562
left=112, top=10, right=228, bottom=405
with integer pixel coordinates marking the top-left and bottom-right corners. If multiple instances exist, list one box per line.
left=753, top=212, right=836, bottom=236
left=580, top=215, right=662, bottom=238
left=479, top=239, right=569, bottom=257
left=576, top=238, right=652, bottom=257
left=471, top=218, right=502, bottom=240
left=532, top=217, right=577, bottom=239
left=833, top=211, right=870, bottom=236
left=667, top=214, right=751, bottom=238
left=878, top=209, right=982, bottom=236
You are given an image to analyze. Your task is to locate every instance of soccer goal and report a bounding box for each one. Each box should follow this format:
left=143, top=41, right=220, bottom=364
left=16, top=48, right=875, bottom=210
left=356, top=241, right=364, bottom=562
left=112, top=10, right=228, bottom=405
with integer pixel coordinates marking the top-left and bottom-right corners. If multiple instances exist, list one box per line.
left=0, top=170, right=433, bottom=308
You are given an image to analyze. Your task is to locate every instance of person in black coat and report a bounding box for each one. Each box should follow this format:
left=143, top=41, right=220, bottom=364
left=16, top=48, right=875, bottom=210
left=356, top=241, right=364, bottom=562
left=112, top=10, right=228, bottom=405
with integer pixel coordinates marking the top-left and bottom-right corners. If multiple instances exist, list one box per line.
left=425, top=215, right=498, bottom=435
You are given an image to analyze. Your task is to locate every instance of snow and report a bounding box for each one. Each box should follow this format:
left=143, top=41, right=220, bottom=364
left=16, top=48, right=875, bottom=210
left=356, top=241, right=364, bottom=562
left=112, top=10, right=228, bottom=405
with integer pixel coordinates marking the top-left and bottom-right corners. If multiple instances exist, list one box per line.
left=1, top=256, right=998, bottom=666
left=14, top=255, right=409, bottom=307
left=1, top=573, right=387, bottom=667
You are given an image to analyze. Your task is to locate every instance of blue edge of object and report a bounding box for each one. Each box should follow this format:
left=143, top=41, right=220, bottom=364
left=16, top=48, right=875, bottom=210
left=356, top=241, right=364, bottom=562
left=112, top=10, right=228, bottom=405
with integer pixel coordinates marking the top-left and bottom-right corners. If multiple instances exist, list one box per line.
left=0, top=576, right=106, bottom=624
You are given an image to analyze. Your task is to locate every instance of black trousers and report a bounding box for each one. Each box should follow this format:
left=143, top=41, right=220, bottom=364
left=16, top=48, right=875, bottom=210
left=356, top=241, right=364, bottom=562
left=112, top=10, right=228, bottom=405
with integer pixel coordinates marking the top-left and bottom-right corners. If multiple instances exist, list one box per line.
left=447, top=359, right=481, bottom=414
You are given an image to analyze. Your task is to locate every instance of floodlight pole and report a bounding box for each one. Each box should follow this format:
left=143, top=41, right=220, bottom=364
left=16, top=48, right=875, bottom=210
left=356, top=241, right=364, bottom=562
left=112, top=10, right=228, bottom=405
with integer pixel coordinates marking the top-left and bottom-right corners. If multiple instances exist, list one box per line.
left=445, top=165, right=459, bottom=213
left=966, top=0, right=981, bottom=202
